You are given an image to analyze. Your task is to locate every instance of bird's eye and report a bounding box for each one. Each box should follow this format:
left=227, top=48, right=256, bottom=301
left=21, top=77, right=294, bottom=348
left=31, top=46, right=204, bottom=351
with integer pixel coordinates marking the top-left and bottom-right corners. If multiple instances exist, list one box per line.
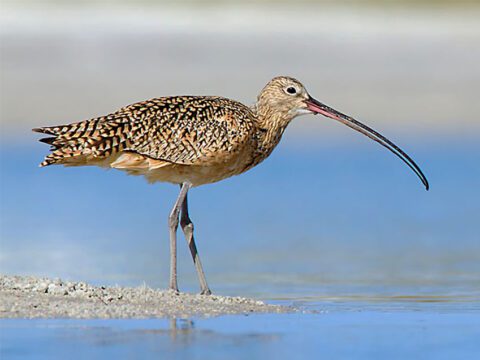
left=286, top=87, right=297, bottom=95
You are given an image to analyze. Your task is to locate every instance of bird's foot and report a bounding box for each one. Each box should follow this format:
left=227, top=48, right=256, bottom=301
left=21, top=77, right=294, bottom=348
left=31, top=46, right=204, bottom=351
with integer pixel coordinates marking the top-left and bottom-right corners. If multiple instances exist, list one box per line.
left=200, top=288, right=212, bottom=296
left=168, top=287, right=180, bottom=295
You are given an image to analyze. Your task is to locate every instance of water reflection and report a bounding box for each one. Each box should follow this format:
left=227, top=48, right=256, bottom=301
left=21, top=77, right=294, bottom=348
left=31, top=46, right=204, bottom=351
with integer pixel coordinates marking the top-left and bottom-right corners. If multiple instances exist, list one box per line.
left=43, top=317, right=281, bottom=357
left=2, top=313, right=479, bottom=359
left=164, top=318, right=196, bottom=343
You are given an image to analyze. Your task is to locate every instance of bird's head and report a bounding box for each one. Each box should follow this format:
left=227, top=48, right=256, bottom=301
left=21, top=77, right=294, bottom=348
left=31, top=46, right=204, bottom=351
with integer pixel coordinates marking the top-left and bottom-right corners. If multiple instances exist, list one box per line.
left=256, top=75, right=429, bottom=190
left=256, top=76, right=312, bottom=117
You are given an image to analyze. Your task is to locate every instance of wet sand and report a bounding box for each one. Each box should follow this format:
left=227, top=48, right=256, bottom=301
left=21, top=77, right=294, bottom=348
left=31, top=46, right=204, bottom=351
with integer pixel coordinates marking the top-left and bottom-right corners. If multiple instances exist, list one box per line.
left=0, top=275, right=289, bottom=318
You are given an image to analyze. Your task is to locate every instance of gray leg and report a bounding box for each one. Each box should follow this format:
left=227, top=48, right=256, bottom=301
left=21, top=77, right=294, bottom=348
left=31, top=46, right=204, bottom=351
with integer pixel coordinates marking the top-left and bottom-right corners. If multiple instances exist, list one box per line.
left=180, top=191, right=212, bottom=295
left=168, top=183, right=190, bottom=293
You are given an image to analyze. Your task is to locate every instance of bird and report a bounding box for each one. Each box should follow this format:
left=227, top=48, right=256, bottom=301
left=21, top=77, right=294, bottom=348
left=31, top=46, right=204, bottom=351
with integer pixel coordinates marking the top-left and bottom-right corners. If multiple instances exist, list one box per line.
left=33, top=76, right=429, bottom=295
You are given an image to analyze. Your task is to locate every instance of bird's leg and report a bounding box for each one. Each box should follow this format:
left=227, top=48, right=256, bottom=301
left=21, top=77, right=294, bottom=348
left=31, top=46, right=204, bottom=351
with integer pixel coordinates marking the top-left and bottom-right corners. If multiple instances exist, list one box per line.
left=180, top=191, right=212, bottom=295
left=168, top=183, right=190, bottom=293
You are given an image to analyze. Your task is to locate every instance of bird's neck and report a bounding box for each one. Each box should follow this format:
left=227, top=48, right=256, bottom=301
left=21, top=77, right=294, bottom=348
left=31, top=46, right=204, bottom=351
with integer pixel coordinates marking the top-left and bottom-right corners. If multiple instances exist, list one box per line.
left=251, top=102, right=294, bottom=159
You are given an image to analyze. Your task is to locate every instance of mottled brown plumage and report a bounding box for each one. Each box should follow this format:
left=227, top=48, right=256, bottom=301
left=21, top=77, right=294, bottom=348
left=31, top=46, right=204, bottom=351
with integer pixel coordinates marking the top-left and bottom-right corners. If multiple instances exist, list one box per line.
left=33, top=76, right=428, bottom=294
left=34, top=96, right=254, bottom=182
left=34, top=89, right=286, bottom=186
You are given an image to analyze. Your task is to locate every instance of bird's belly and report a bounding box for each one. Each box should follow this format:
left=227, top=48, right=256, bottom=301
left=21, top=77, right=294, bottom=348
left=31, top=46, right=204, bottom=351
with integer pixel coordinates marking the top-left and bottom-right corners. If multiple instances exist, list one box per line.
left=111, top=150, right=256, bottom=187
left=145, top=162, right=247, bottom=186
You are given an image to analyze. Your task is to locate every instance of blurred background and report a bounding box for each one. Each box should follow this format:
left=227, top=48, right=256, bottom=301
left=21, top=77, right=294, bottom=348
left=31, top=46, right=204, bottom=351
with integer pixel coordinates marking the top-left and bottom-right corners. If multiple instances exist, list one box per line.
left=1, top=0, right=479, bottom=301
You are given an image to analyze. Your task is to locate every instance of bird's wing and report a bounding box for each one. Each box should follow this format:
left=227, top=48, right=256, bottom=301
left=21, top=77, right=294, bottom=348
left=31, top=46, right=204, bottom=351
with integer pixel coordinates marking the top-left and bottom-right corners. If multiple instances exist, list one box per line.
left=33, top=96, right=255, bottom=167
left=120, top=96, right=256, bottom=165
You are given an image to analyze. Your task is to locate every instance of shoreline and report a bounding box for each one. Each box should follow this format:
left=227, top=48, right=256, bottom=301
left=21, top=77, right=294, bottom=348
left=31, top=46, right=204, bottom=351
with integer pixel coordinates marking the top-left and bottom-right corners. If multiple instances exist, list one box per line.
left=0, top=275, right=290, bottom=319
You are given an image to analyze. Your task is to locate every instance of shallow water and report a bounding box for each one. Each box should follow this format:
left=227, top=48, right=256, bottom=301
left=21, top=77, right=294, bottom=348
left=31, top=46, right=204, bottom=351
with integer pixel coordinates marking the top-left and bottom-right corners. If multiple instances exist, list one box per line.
left=1, top=142, right=479, bottom=358
left=1, top=137, right=479, bottom=295
left=2, top=309, right=480, bottom=360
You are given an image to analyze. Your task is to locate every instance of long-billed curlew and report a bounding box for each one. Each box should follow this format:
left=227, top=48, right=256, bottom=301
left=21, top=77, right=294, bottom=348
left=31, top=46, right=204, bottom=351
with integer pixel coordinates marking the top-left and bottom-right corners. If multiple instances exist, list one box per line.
left=33, top=76, right=429, bottom=295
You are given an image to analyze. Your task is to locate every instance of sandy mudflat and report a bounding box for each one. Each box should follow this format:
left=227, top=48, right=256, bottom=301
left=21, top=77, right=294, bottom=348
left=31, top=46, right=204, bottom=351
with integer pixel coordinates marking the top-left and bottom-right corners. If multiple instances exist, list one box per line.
left=0, top=275, right=289, bottom=319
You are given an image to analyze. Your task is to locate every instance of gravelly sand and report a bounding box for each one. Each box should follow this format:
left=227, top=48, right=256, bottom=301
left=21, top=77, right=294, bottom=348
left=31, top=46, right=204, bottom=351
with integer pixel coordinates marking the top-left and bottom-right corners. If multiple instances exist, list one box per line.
left=0, top=275, right=290, bottom=318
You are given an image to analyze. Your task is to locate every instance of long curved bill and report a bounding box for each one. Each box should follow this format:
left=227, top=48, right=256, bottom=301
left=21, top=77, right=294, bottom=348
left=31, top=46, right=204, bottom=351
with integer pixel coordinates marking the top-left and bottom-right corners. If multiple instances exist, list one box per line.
left=305, top=96, right=429, bottom=190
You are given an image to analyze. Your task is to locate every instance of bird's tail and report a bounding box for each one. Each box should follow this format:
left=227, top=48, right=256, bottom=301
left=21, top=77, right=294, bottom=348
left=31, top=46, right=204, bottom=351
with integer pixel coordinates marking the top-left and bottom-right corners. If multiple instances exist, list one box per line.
left=33, top=116, right=128, bottom=167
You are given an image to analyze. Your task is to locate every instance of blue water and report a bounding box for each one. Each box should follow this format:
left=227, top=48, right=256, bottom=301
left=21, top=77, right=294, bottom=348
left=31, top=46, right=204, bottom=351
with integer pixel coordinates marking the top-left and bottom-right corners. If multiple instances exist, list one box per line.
left=1, top=134, right=480, bottom=359
left=1, top=135, right=479, bottom=296
left=2, top=312, right=480, bottom=360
